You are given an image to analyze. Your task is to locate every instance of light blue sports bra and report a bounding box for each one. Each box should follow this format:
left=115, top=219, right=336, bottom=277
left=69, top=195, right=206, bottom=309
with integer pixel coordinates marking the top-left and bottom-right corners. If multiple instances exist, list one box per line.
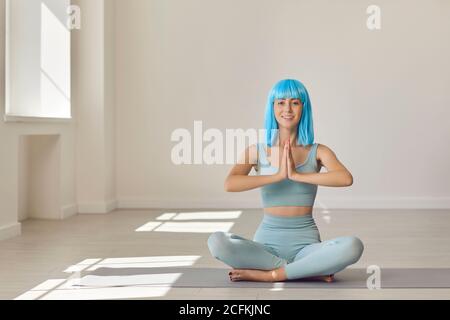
left=256, top=143, right=321, bottom=208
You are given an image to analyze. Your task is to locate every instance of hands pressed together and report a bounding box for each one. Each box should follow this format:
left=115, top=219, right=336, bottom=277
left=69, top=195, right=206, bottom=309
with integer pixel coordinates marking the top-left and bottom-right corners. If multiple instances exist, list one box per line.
left=275, top=141, right=300, bottom=182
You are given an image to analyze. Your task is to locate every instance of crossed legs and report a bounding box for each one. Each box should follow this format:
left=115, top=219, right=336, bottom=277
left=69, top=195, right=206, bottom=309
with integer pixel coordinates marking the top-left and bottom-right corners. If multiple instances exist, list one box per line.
left=284, top=236, right=364, bottom=280
left=207, top=231, right=288, bottom=282
left=207, top=231, right=364, bottom=282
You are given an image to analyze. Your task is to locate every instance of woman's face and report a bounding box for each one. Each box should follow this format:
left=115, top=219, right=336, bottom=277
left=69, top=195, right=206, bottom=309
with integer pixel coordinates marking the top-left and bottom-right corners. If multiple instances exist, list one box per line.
left=273, top=98, right=303, bottom=129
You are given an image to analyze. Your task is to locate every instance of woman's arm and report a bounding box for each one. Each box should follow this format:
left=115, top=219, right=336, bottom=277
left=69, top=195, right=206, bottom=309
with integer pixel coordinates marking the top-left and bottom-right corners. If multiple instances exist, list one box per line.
left=289, top=143, right=353, bottom=187
left=224, top=144, right=287, bottom=192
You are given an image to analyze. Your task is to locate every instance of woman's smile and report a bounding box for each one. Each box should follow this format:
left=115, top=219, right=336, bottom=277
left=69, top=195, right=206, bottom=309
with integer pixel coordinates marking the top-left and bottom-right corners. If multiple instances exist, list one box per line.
left=282, top=114, right=294, bottom=120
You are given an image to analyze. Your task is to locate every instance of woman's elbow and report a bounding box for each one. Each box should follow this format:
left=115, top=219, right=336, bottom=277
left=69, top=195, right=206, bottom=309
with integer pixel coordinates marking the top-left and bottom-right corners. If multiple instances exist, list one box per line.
left=344, top=172, right=353, bottom=186
left=224, top=179, right=233, bottom=192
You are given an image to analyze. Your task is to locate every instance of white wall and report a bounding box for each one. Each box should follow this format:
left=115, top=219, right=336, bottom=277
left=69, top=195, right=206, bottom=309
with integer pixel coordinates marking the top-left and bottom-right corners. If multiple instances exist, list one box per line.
left=0, top=0, right=77, bottom=240
left=115, top=0, right=450, bottom=209
left=73, top=0, right=116, bottom=213
left=1, top=0, right=450, bottom=242
left=18, top=135, right=61, bottom=220
left=104, top=0, right=116, bottom=207
left=0, top=0, right=116, bottom=240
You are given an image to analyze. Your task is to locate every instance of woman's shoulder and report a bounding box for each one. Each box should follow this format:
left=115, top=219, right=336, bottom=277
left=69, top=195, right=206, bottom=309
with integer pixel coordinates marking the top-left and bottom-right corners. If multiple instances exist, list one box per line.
left=315, top=142, right=339, bottom=164
left=315, top=142, right=334, bottom=154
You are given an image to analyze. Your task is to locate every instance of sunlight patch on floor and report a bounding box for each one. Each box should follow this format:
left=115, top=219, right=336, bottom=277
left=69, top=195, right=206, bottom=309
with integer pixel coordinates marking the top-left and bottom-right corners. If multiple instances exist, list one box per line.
left=14, top=255, right=201, bottom=300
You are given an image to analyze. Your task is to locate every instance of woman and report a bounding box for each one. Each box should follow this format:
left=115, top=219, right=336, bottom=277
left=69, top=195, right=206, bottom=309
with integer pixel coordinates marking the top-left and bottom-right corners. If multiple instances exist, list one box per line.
left=207, top=79, right=364, bottom=282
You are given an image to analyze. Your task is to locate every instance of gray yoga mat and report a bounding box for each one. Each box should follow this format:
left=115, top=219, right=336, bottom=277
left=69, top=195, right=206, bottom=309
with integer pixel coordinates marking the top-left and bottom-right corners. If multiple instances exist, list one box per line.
left=74, top=267, right=450, bottom=288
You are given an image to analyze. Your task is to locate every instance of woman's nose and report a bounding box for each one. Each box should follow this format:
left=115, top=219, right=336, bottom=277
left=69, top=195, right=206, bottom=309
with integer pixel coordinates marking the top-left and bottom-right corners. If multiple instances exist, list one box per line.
left=284, top=103, right=293, bottom=111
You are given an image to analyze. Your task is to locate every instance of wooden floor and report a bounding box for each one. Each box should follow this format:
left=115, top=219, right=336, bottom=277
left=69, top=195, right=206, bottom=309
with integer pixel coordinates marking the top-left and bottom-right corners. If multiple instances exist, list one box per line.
left=1, top=208, right=450, bottom=300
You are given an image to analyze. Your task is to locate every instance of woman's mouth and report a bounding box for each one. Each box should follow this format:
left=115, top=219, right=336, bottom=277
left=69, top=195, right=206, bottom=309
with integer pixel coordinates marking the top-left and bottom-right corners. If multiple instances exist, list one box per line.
left=282, top=115, right=294, bottom=120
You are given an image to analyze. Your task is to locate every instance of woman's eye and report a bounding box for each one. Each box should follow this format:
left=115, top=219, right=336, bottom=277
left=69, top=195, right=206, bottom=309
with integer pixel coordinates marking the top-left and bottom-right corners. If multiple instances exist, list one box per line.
left=276, top=100, right=301, bottom=106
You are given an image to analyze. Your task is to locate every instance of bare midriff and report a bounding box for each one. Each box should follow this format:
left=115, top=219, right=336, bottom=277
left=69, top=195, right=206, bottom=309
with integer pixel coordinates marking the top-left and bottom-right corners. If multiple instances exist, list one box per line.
left=263, top=206, right=313, bottom=217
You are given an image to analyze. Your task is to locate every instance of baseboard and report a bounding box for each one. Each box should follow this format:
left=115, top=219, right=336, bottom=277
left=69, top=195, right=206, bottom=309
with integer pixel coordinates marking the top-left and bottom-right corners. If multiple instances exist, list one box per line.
left=0, top=223, right=21, bottom=241
left=117, top=196, right=450, bottom=210
left=61, top=204, right=78, bottom=219
left=77, top=199, right=117, bottom=214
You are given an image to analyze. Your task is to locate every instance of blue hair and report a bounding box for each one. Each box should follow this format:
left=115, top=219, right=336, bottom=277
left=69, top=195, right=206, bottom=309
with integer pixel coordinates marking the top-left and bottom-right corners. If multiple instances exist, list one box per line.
left=264, top=79, right=314, bottom=147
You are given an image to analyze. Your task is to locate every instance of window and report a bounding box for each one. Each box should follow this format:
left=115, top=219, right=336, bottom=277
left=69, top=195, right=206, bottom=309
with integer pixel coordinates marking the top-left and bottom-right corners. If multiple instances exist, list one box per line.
left=5, top=0, right=71, bottom=120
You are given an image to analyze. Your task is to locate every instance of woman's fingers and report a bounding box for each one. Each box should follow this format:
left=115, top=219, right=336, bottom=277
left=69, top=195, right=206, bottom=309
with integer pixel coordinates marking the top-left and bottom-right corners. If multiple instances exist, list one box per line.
left=287, top=141, right=296, bottom=179
left=287, top=141, right=291, bottom=160
left=285, top=142, right=291, bottom=178
left=279, top=142, right=287, bottom=178
left=286, top=143, right=290, bottom=164
left=289, top=142, right=295, bottom=162
left=284, top=142, right=289, bottom=167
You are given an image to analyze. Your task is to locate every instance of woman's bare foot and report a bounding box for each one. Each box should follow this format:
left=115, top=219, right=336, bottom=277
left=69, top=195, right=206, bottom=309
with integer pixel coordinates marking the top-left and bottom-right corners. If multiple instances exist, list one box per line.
left=303, top=274, right=335, bottom=283
left=228, top=267, right=287, bottom=282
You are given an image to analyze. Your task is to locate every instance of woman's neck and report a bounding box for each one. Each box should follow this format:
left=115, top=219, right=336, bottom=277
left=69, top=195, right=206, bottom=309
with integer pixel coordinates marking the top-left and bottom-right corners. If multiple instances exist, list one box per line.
left=277, top=127, right=297, bottom=146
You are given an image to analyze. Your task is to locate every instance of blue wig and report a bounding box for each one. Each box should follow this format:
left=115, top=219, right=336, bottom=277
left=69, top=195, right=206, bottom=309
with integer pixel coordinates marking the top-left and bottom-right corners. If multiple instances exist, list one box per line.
left=264, top=79, right=314, bottom=147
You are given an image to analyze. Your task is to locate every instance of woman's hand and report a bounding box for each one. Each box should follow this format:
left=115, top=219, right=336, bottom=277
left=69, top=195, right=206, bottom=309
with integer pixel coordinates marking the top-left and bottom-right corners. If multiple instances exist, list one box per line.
left=287, top=141, right=298, bottom=180
left=275, top=142, right=289, bottom=182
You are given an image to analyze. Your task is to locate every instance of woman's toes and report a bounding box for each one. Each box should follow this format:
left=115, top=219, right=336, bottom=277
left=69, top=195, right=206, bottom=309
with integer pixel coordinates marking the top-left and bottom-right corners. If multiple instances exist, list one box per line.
left=229, top=269, right=240, bottom=281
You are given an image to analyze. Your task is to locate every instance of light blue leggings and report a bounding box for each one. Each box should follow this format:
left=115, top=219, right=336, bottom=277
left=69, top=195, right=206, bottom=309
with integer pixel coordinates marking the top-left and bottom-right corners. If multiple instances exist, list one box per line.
left=207, top=213, right=364, bottom=280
